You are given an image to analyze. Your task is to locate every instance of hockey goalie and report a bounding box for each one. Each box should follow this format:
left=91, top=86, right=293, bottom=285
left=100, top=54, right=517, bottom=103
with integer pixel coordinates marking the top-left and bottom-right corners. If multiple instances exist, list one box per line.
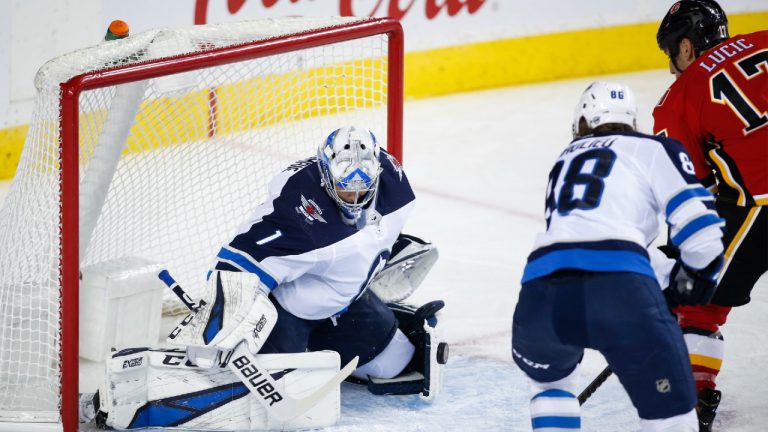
left=80, top=126, right=448, bottom=430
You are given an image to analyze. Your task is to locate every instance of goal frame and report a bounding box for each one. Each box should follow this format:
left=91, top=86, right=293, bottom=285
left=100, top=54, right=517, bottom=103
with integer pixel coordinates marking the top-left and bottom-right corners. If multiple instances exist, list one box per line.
left=56, top=18, right=403, bottom=431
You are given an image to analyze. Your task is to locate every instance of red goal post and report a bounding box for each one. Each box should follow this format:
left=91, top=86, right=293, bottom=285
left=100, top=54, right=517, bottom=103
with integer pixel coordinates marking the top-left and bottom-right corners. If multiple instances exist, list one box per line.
left=0, top=17, right=403, bottom=431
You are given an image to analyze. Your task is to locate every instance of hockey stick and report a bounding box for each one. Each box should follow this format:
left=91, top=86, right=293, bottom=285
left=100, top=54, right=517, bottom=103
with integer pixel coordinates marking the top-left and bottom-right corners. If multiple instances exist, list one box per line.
left=229, top=342, right=358, bottom=421
left=158, top=270, right=359, bottom=421
left=578, top=366, right=613, bottom=405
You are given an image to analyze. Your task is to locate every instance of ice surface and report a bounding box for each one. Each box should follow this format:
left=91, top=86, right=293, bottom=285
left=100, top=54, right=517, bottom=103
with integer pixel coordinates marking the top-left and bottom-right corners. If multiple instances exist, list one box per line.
left=3, top=69, right=766, bottom=431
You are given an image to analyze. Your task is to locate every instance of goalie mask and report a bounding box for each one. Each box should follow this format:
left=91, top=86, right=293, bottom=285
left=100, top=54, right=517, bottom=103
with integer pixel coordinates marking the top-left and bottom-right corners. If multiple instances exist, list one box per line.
left=572, top=81, right=638, bottom=138
left=318, top=126, right=382, bottom=219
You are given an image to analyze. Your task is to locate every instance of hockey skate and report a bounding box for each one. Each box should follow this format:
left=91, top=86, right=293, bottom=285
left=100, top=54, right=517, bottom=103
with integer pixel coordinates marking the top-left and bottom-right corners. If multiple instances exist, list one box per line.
left=697, top=388, right=721, bottom=432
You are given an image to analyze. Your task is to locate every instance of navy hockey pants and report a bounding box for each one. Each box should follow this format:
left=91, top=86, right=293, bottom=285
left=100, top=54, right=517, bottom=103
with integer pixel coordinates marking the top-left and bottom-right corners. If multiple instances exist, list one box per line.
left=512, top=271, right=697, bottom=420
left=259, top=289, right=399, bottom=367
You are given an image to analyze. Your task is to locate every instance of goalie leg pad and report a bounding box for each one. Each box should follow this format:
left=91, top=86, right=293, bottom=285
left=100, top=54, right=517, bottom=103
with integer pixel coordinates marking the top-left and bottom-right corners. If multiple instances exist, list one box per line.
left=92, top=347, right=342, bottom=430
left=365, top=300, right=448, bottom=400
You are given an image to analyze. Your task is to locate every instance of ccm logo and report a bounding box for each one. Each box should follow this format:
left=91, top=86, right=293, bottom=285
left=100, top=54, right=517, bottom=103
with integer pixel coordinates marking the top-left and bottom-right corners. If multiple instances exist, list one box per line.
left=122, top=357, right=143, bottom=369
left=232, top=356, right=283, bottom=406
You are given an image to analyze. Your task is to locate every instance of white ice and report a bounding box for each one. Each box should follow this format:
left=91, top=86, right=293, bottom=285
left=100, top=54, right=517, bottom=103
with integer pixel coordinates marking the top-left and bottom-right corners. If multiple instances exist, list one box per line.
left=2, top=69, right=766, bottom=431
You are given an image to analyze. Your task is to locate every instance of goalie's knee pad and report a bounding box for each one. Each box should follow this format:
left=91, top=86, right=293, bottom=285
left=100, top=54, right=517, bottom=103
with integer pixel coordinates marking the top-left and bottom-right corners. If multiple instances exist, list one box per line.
left=363, top=300, right=448, bottom=401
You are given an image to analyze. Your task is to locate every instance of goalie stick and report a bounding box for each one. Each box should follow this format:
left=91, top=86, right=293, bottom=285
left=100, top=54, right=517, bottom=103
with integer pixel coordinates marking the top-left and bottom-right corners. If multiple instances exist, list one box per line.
left=158, top=271, right=359, bottom=421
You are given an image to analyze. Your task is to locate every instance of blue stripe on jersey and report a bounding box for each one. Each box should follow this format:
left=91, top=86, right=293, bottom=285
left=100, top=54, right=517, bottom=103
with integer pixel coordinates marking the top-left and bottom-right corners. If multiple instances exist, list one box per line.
left=666, top=187, right=713, bottom=217
left=531, top=416, right=581, bottom=429
left=527, top=239, right=648, bottom=262
left=532, top=389, right=575, bottom=399
left=522, top=249, right=655, bottom=283
left=216, top=248, right=278, bottom=290
left=671, top=214, right=725, bottom=246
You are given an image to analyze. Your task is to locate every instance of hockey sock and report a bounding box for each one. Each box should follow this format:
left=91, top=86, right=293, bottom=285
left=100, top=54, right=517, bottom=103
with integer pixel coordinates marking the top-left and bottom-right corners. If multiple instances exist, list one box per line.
left=674, top=304, right=731, bottom=392
left=683, top=330, right=724, bottom=393
left=529, top=367, right=581, bottom=431
left=530, top=389, right=580, bottom=431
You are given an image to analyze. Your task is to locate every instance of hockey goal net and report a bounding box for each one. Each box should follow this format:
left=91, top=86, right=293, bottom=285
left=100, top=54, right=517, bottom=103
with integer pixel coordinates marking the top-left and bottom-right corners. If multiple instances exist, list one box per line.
left=0, top=17, right=402, bottom=430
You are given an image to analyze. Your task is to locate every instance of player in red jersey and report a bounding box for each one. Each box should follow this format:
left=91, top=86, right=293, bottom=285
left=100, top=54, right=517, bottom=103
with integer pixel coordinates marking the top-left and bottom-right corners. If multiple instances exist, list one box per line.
left=653, top=1, right=767, bottom=430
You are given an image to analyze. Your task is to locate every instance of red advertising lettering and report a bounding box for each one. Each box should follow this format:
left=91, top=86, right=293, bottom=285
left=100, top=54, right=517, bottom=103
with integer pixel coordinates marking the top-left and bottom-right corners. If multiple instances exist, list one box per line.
left=195, top=0, right=487, bottom=25
left=425, top=0, right=486, bottom=18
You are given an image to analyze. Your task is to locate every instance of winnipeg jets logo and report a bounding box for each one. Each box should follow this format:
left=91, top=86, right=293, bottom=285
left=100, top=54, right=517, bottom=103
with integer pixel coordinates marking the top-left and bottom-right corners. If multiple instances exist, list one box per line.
left=296, top=195, right=327, bottom=224
left=387, top=154, right=403, bottom=181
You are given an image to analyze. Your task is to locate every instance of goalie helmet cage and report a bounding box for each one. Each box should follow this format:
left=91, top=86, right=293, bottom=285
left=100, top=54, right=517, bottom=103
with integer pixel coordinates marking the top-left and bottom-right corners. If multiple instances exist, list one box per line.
left=0, top=17, right=403, bottom=431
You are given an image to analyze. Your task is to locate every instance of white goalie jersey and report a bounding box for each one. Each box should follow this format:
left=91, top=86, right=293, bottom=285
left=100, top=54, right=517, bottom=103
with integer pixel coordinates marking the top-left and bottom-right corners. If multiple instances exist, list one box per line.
left=213, top=150, right=415, bottom=320
left=522, top=131, right=724, bottom=284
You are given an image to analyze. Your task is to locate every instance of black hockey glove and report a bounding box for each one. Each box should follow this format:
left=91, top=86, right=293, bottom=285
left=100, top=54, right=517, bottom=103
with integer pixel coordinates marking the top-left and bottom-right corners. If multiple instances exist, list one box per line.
left=664, top=255, right=723, bottom=307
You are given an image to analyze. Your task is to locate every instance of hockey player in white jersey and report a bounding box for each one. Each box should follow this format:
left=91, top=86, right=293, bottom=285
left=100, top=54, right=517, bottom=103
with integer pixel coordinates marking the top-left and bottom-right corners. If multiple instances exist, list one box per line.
left=82, top=126, right=446, bottom=430
left=181, top=125, right=446, bottom=397
left=512, top=82, right=725, bottom=431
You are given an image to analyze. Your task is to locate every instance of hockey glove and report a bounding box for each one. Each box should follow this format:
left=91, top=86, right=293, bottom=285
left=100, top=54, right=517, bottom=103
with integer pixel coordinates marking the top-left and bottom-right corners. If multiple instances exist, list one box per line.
left=664, top=255, right=723, bottom=307
left=167, top=271, right=277, bottom=367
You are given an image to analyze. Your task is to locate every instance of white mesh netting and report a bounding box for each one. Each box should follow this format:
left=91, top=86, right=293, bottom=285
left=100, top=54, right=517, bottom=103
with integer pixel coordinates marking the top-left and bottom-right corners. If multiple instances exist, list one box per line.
left=0, top=16, right=393, bottom=423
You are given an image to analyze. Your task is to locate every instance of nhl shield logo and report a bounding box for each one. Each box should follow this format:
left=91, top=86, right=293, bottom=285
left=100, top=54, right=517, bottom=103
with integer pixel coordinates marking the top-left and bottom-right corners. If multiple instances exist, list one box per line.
left=656, top=378, right=671, bottom=393
left=296, top=195, right=327, bottom=224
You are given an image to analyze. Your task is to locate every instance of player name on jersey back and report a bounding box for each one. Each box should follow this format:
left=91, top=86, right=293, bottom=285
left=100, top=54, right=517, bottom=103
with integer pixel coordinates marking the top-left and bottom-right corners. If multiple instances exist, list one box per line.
left=559, top=136, right=616, bottom=157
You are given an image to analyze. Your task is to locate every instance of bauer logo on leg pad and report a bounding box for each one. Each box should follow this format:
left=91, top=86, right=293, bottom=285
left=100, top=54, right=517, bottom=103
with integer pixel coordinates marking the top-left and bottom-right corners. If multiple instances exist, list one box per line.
left=231, top=355, right=284, bottom=406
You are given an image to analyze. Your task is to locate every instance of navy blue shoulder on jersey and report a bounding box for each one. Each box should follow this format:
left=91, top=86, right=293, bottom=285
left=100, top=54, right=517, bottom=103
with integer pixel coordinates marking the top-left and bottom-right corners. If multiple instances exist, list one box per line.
left=374, top=149, right=415, bottom=217
left=521, top=240, right=655, bottom=284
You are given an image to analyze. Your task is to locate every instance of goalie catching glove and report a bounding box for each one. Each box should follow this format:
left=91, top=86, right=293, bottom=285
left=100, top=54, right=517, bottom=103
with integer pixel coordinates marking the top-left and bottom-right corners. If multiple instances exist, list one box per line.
left=368, top=234, right=439, bottom=303
left=167, top=271, right=277, bottom=367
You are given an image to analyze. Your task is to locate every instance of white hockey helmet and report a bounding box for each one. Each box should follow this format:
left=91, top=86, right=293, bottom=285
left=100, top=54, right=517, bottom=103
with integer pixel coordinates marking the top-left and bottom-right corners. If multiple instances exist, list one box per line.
left=317, top=126, right=382, bottom=218
left=572, top=81, right=638, bottom=138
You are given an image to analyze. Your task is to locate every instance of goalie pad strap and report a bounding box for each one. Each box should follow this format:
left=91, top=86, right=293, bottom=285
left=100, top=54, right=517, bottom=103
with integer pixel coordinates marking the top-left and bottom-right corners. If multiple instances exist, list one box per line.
left=367, top=371, right=425, bottom=396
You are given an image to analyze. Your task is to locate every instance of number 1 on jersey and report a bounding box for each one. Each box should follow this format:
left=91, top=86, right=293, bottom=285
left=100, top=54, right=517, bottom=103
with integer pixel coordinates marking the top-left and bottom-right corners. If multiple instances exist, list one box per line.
left=545, top=148, right=617, bottom=228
